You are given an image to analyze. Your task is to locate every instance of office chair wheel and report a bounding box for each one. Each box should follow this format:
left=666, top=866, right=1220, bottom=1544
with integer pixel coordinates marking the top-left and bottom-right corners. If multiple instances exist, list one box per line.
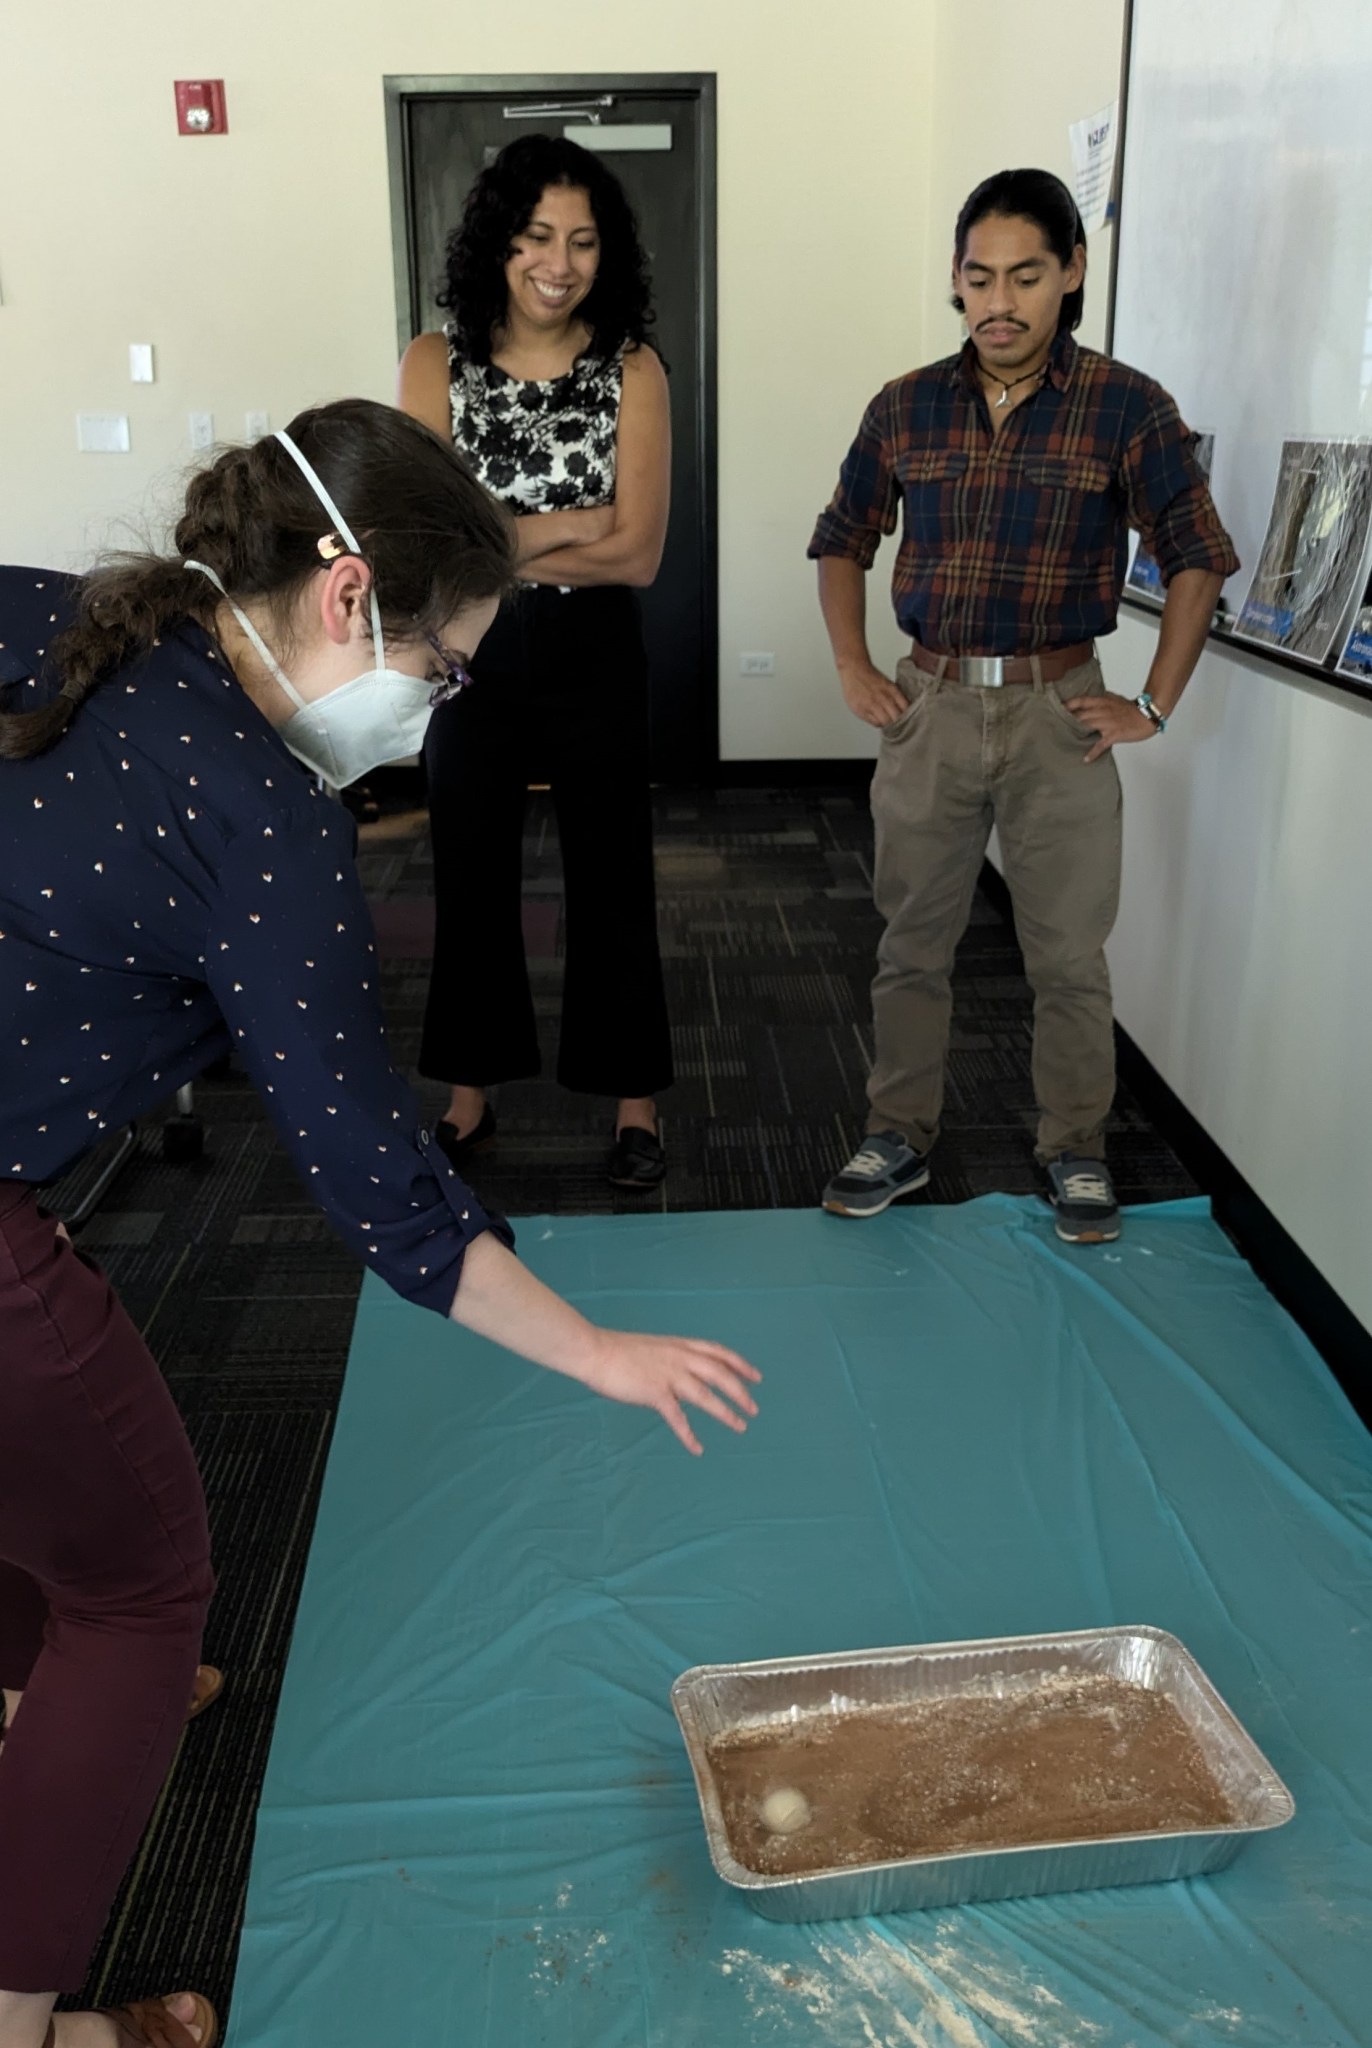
left=162, top=1114, right=204, bottom=1163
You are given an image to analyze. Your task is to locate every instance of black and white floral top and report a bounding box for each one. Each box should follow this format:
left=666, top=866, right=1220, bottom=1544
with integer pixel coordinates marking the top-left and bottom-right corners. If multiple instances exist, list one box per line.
left=445, top=323, right=623, bottom=513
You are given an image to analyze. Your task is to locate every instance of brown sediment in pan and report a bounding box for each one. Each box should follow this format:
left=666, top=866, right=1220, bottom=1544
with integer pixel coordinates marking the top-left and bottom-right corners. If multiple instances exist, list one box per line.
left=707, top=1672, right=1236, bottom=1877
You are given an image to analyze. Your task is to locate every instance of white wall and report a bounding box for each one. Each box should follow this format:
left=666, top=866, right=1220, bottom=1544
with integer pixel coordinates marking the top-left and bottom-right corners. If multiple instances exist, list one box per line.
left=1110, top=619, right=1372, bottom=1336
left=0, top=0, right=932, bottom=763
left=920, top=0, right=1124, bottom=360
left=920, top=0, right=1372, bottom=1338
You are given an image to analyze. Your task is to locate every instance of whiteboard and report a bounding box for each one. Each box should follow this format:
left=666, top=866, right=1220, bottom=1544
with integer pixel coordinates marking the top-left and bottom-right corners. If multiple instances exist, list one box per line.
left=1111, top=0, right=1372, bottom=669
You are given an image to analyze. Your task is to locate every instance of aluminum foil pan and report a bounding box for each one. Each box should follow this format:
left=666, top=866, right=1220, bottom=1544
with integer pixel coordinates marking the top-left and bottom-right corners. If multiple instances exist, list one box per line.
left=670, top=1626, right=1294, bottom=1920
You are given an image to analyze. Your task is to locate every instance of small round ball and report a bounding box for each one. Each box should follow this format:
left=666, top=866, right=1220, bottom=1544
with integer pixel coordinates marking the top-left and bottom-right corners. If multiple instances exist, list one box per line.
left=759, top=1787, right=812, bottom=1834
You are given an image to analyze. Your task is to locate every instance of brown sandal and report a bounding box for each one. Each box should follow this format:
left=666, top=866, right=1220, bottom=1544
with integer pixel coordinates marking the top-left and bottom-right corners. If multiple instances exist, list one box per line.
left=187, top=1664, right=224, bottom=1719
left=42, top=1993, right=219, bottom=2048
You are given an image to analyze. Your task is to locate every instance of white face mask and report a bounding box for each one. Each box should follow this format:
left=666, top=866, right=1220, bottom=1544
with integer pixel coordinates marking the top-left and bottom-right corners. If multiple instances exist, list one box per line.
left=186, top=429, right=437, bottom=788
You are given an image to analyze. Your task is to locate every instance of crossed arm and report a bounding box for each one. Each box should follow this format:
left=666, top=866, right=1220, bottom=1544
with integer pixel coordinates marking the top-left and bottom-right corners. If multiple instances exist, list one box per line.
left=397, top=332, right=670, bottom=590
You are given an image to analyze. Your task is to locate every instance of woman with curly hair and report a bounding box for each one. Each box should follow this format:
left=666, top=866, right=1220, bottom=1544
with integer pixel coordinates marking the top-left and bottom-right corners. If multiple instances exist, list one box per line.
left=399, top=133, right=674, bottom=1190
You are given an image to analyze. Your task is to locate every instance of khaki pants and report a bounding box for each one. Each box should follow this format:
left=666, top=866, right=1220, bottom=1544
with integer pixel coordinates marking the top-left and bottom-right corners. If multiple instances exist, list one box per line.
left=866, top=653, right=1121, bottom=1164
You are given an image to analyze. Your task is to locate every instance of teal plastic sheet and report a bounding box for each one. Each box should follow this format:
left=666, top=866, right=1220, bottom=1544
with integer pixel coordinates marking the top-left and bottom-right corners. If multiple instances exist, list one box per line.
left=226, top=1198, right=1372, bottom=2046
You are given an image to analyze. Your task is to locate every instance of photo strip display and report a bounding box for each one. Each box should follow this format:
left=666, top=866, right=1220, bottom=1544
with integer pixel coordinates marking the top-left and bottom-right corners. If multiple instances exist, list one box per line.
left=1336, top=567, right=1372, bottom=685
left=1234, top=439, right=1372, bottom=665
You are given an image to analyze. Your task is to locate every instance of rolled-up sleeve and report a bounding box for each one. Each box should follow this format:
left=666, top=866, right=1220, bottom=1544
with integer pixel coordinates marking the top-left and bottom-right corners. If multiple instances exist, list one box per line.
left=807, top=389, right=901, bottom=568
left=204, top=803, right=513, bottom=1316
left=1121, top=395, right=1240, bottom=586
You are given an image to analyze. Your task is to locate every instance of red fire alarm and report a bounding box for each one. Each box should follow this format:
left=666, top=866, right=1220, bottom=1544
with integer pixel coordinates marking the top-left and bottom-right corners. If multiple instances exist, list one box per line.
left=175, top=80, right=228, bottom=136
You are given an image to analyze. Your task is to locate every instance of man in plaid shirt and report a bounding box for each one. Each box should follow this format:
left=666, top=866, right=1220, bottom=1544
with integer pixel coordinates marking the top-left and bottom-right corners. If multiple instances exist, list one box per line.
left=809, top=168, right=1238, bottom=1243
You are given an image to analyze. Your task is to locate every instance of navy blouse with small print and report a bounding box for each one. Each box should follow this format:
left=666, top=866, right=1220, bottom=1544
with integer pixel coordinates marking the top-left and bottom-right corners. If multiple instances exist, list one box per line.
left=0, top=565, right=512, bottom=1314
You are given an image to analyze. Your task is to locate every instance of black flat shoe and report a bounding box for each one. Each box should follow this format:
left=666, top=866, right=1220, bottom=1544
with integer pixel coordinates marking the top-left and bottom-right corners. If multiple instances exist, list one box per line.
left=434, top=1105, right=497, bottom=1166
left=607, top=1123, right=667, bottom=1190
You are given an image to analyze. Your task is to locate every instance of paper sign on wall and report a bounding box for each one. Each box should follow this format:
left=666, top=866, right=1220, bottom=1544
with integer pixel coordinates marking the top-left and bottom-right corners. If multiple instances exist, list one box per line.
left=1069, top=101, right=1119, bottom=234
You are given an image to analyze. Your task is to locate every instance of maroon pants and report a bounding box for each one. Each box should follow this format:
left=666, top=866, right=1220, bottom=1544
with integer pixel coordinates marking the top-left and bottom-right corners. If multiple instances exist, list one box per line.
left=0, top=1184, right=213, bottom=1991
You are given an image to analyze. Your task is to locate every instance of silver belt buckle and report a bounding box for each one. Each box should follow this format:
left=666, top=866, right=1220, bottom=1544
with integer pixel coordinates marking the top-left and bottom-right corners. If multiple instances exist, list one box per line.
left=961, top=656, right=1004, bottom=689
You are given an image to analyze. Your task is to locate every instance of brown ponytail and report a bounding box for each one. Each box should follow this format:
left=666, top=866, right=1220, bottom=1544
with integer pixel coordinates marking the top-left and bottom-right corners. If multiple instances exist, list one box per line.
left=0, top=556, right=218, bottom=761
left=0, top=398, right=516, bottom=762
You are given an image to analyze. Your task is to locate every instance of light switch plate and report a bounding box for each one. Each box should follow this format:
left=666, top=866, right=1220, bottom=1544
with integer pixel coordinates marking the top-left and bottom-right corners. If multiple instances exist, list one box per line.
left=188, top=411, right=215, bottom=451
left=129, top=343, right=155, bottom=383
left=76, top=413, right=131, bottom=454
left=245, top=410, right=270, bottom=440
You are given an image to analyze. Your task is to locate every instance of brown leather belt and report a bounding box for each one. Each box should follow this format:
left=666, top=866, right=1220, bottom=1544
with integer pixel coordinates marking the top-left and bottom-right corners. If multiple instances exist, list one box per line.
left=906, top=640, right=1094, bottom=687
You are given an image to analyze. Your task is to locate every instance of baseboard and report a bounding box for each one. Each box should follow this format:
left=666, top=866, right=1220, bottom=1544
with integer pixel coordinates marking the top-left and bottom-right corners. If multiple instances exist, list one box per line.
left=708, top=758, right=876, bottom=788
left=349, top=761, right=877, bottom=803
left=977, top=861, right=1372, bottom=1427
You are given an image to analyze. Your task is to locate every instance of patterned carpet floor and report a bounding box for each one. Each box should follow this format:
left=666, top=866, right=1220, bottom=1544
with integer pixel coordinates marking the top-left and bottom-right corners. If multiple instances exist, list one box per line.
left=49, top=782, right=1194, bottom=2021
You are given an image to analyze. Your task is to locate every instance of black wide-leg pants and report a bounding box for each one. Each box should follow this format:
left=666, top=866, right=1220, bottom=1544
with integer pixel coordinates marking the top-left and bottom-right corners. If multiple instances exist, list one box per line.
left=420, top=584, right=673, bottom=1101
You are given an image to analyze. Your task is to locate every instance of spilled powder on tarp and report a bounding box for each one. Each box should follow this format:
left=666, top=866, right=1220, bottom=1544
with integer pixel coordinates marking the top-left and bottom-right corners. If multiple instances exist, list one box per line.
left=717, top=1917, right=1112, bottom=2047
left=525, top=1919, right=613, bottom=1998
left=906, top=1922, right=1108, bottom=2044
left=811, top=1932, right=993, bottom=2048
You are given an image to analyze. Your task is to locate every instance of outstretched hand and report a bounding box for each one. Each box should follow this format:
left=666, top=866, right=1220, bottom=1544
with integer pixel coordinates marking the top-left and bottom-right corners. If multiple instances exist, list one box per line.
left=448, top=1233, right=762, bottom=1457
left=579, top=1330, right=762, bottom=1456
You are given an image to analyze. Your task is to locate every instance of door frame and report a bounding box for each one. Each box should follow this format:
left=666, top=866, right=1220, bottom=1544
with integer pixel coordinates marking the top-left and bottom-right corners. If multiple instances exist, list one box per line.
left=382, top=72, right=720, bottom=776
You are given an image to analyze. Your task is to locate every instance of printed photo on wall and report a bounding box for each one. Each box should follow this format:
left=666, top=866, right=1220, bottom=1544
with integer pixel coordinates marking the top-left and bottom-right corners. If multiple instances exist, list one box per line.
left=1336, top=573, right=1372, bottom=685
left=1127, top=432, right=1215, bottom=601
left=1234, top=438, right=1372, bottom=664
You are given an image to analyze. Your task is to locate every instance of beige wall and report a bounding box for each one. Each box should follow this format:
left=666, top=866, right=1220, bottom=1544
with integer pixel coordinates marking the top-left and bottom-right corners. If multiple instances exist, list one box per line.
left=921, top=0, right=1125, bottom=355
left=0, top=0, right=935, bottom=762
left=0, top=1, right=1127, bottom=760
left=921, top=1, right=1372, bottom=1339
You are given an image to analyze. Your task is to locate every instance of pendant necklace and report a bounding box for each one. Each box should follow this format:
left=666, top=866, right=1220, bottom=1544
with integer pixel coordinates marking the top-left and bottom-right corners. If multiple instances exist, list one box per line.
left=983, top=362, right=1047, bottom=409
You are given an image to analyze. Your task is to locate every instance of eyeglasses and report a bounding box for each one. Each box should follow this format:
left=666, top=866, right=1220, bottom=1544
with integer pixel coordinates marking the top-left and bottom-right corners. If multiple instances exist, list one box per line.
left=422, top=629, right=476, bottom=707
left=314, top=542, right=475, bottom=703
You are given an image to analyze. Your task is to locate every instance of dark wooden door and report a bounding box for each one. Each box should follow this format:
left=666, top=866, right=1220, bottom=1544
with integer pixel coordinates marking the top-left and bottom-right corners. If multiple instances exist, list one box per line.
left=390, top=78, right=717, bottom=779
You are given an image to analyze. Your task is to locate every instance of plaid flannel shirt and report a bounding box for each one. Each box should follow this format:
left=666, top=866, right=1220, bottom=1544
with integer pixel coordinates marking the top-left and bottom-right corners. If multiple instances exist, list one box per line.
left=808, top=333, right=1238, bottom=654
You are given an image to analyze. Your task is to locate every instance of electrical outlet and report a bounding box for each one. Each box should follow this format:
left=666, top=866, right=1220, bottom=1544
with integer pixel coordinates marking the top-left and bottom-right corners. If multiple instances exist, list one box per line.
left=245, top=410, right=270, bottom=440
left=740, top=652, right=775, bottom=675
left=188, top=411, right=215, bottom=451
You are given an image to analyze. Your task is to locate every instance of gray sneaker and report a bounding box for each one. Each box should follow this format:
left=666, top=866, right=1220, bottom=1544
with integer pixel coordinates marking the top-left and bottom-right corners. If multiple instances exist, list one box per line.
left=822, top=1131, right=931, bottom=1218
left=1044, top=1153, right=1121, bottom=1243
